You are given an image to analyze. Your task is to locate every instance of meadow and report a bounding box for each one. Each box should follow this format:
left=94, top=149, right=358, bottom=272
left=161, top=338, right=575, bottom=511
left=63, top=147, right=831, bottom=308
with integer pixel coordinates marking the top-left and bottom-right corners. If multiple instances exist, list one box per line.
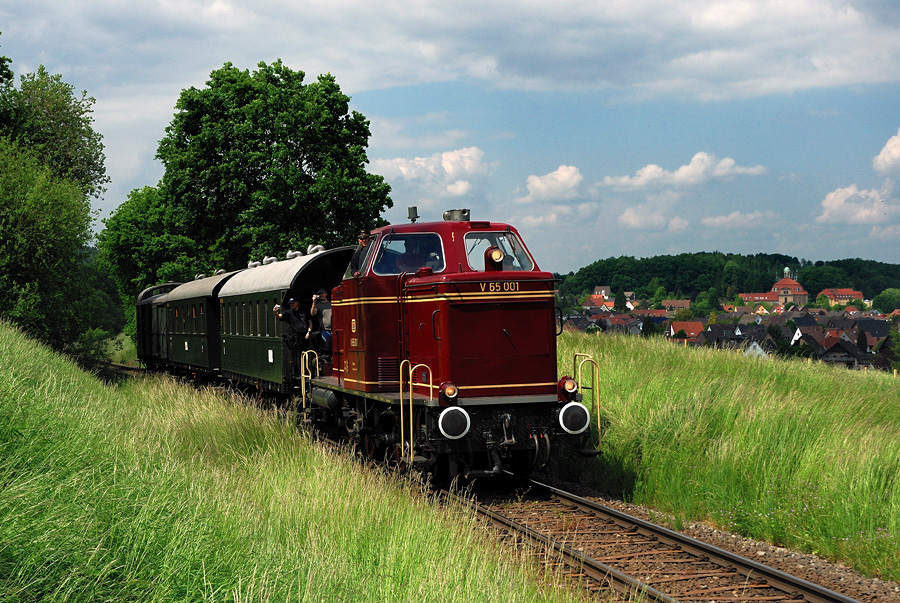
left=0, top=321, right=589, bottom=603
left=559, top=330, right=900, bottom=581
left=4, top=318, right=897, bottom=602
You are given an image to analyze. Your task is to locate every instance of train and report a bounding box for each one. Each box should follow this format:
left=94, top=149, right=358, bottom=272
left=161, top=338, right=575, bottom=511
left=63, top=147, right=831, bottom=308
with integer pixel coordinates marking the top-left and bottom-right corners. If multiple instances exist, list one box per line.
left=136, top=208, right=597, bottom=479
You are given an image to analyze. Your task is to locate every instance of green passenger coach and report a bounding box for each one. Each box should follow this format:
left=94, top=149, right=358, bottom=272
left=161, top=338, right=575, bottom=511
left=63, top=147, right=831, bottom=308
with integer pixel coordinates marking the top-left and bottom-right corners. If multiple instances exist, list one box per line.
left=164, top=271, right=241, bottom=377
left=217, top=247, right=353, bottom=393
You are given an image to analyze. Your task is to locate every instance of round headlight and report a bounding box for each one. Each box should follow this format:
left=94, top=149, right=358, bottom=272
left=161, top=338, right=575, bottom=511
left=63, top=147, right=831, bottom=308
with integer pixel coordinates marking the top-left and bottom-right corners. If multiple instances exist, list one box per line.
left=490, top=248, right=505, bottom=263
left=558, top=401, right=590, bottom=435
left=438, top=406, right=471, bottom=440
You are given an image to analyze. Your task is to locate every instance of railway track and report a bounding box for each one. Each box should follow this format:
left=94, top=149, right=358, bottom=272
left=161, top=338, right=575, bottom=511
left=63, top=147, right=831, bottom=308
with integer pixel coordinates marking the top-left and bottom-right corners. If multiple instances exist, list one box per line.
left=455, top=478, right=863, bottom=603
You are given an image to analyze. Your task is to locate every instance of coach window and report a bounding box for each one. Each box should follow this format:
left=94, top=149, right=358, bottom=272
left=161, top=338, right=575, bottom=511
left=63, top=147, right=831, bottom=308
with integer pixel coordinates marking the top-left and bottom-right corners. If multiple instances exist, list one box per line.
left=464, top=231, right=534, bottom=272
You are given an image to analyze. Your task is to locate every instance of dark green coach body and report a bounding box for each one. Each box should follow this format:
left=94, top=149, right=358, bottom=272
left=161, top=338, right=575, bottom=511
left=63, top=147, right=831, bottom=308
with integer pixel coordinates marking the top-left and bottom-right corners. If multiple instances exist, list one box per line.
left=164, top=271, right=242, bottom=375
left=217, top=247, right=353, bottom=393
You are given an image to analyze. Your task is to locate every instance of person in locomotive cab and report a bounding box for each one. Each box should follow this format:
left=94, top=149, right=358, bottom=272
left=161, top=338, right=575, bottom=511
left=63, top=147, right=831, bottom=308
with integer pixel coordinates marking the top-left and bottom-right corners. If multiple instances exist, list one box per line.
left=347, top=230, right=372, bottom=277
left=396, top=238, right=424, bottom=273
left=309, top=288, right=332, bottom=358
left=273, top=298, right=311, bottom=376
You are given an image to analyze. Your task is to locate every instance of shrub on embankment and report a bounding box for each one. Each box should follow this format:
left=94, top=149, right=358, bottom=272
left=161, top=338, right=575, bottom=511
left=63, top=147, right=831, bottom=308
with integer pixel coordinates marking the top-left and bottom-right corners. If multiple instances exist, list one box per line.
left=0, top=320, right=585, bottom=603
left=558, top=331, right=900, bottom=581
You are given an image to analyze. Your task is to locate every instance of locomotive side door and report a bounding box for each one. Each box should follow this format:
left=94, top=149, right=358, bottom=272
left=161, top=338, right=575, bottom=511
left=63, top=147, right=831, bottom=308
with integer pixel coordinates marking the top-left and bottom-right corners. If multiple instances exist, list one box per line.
left=402, top=280, right=445, bottom=393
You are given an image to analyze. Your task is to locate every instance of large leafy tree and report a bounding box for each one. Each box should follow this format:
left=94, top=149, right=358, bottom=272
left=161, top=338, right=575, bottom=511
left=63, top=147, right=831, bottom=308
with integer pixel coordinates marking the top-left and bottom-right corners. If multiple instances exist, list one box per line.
left=154, top=60, right=391, bottom=271
left=1, top=64, right=108, bottom=199
left=97, top=185, right=199, bottom=336
left=0, top=137, right=93, bottom=349
left=0, top=39, right=119, bottom=360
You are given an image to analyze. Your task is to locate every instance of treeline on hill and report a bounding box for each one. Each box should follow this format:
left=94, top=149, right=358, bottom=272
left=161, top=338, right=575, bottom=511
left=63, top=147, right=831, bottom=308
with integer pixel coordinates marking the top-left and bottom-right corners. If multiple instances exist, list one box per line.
left=0, top=33, right=392, bottom=366
left=557, top=252, right=900, bottom=311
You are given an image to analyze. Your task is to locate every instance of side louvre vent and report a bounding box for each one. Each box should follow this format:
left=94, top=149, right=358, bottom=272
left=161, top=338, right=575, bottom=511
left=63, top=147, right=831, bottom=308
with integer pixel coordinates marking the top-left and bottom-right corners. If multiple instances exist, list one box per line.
left=377, top=357, right=400, bottom=384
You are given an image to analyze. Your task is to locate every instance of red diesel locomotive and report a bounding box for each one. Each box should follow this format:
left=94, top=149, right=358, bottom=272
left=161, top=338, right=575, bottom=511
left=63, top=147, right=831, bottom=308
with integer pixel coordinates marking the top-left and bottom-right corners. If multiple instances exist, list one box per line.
left=137, top=209, right=593, bottom=478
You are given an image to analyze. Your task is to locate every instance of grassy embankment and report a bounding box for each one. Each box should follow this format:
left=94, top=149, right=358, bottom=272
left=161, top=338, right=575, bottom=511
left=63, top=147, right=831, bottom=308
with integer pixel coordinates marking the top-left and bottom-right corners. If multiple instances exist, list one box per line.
left=558, top=330, right=900, bottom=581
left=0, top=321, right=593, bottom=603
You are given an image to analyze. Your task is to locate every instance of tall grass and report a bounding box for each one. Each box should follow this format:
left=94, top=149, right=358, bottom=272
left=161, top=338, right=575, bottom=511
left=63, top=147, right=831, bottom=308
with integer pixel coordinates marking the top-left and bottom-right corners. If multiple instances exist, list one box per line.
left=0, top=321, right=591, bottom=603
left=558, top=331, right=900, bottom=580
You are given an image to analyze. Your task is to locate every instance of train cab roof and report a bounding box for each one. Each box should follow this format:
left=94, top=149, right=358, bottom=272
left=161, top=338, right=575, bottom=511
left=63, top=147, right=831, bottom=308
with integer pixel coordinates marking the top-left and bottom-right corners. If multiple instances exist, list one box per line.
left=364, top=212, right=545, bottom=277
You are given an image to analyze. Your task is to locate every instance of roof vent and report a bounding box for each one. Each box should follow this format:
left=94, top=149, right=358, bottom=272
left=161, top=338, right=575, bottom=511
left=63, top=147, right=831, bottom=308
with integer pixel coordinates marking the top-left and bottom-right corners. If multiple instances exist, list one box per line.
left=286, top=250, right=305, bottom=259
left=194, top=273, right=206, bottom=280
left=248, top=260, right=261, bottom=268
left=443, top=208, right=470, bottom=222
left=263, top=256, right=278, bottom=265
left=307, top=244, right=325, bottom=254
left=214, top=269, right=226, bottom=275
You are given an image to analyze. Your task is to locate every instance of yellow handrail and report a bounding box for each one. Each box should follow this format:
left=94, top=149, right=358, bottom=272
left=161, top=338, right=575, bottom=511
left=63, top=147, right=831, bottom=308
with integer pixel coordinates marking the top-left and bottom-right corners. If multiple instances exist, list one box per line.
left=573, top=353, right=601, bottom=451
left=299, top=350, right=320, bottom=410
left=399, top=360, right=433, bottom=468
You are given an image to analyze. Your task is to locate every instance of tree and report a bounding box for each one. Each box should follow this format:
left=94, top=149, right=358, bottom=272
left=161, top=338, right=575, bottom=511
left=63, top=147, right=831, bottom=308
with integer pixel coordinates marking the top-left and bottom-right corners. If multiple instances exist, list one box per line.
left=614, top=289, right=627, bottom=312
left=1, top=65, right=108, bottom=199
left=672, top=308, right=695, bottom=321
left=97, top=186, right=200, bottom=336
left=642, top=319, right=661, bottom=337
left=0, top=32, right=13, bottom=126
left=154, top=60, right=392, bottom=271
left=0, top=137, right=93, bottom=350
left=872, top=289, right=900, bottom=314
left=797, top=264, right=852, bottom=298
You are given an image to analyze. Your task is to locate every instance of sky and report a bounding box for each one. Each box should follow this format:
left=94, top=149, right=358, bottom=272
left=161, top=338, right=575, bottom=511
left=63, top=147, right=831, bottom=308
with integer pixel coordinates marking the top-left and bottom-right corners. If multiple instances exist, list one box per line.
left=2, top=0, right=900, bottom=274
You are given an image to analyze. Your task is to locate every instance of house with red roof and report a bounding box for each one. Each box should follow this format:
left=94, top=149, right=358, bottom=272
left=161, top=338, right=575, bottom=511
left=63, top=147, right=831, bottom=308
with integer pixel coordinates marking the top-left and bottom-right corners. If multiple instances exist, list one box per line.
left=818, top=288, right=864, bottom=306
left=667, top=321, right=705, bottom=340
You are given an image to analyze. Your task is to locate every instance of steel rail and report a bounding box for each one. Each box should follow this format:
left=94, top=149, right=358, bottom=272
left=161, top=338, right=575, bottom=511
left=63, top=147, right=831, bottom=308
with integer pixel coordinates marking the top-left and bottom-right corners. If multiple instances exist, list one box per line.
left=445, top=488, right=678, bottom=602
left=529, top=478, right=863, bottom=603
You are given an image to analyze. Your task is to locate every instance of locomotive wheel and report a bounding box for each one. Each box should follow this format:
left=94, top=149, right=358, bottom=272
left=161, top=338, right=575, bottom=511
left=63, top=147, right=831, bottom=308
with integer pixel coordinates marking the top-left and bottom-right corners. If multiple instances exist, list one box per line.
left=363, top=432, right=377, bottom=458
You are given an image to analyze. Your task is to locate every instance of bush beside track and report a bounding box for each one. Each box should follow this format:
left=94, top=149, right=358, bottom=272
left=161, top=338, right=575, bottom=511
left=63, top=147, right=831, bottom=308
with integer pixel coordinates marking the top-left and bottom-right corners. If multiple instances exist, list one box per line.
left=0, top=320, right=585, bottom=603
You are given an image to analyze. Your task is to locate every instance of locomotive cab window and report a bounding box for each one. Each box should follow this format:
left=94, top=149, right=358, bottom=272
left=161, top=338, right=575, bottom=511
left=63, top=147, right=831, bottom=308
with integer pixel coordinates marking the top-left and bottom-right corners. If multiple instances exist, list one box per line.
left=373, top=233, right=444, bottom=275
left=464, top=232, right=534, bottom=272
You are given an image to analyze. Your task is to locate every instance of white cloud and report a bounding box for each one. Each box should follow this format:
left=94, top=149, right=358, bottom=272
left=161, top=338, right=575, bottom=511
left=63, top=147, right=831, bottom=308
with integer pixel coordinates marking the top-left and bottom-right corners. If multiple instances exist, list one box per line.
left=701, top=210, right=776, bottom=229
left=815, top=184, right=895, bottom=224
left=515, top=165, right=583, bottom=204
left=619, top=207, right=668, bottom=230
left=371, top=146, right=495, bottom=209
left=602, top=152, right=766, bottom=189
left=616, top=190, right=687, bottom=231
left=873, top=127, right=900, bottom=176
left=373, top=146, right=491, bottom=183
left=445, top=180, right=471, bottom=196
left=870, top=223, right=900, bottom=241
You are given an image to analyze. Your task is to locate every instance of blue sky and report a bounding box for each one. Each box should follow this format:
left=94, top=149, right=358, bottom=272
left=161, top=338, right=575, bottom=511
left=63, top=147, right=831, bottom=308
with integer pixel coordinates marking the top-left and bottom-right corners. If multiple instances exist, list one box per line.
left=3, top=0, right=900, bottom=273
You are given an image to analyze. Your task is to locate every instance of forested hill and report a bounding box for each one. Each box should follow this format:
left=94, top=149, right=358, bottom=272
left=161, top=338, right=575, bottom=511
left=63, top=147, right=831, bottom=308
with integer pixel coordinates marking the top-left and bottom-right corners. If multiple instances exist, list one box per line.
left=556, top=253, right=900, bottom=301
